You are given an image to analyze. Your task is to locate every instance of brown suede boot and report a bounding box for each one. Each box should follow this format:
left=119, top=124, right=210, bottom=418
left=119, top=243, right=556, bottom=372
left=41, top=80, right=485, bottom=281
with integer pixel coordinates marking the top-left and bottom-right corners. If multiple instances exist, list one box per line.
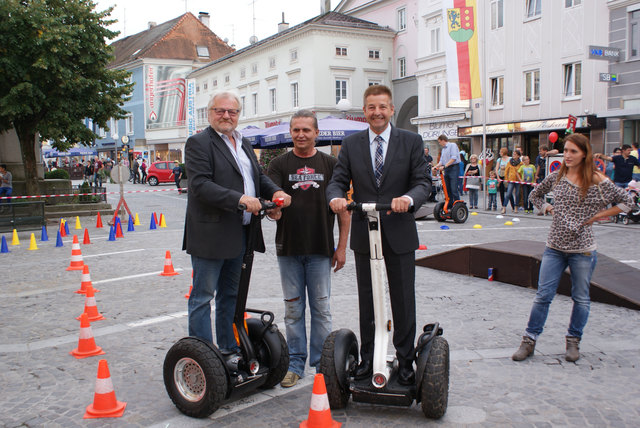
left=565, top=336, right=581, bottom=362
left=512, top=336, right=536, bottom=361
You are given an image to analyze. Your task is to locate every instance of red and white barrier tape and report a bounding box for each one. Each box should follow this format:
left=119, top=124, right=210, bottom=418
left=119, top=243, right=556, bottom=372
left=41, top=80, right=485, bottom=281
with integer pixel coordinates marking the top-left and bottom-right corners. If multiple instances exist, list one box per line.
left=0, top=187, right=187, bottom=200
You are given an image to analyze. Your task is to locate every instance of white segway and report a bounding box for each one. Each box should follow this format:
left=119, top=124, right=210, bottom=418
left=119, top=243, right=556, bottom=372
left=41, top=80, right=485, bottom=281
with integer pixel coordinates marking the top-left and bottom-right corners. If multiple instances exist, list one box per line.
left=319, top=202, right=449, bottom=418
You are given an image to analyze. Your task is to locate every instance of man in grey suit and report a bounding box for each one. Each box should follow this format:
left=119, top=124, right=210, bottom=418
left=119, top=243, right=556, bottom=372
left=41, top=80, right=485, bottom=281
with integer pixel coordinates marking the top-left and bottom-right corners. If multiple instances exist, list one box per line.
left=327, top=85, right=429, bottom=386
left=183, top=91, right=291, bottom=354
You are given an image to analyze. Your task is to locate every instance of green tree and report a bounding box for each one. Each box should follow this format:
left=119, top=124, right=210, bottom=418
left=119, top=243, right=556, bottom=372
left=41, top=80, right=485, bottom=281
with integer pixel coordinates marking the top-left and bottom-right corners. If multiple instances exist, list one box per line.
left=0, top=0, right=132, bottom=196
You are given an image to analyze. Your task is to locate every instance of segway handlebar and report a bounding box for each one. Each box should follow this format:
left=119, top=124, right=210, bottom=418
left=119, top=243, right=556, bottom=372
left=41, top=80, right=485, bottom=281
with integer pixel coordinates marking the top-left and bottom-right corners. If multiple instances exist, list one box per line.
left=347, top=202, right=415, bottom=213
left=238, top=197, right=284, bottom=212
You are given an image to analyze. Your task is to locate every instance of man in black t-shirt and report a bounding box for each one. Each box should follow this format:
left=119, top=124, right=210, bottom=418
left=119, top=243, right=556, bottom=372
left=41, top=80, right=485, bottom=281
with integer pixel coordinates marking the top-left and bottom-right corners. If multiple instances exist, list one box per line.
left=267, top=110, right=351, bottom=388
left=596, top=144, right=640, bottom=188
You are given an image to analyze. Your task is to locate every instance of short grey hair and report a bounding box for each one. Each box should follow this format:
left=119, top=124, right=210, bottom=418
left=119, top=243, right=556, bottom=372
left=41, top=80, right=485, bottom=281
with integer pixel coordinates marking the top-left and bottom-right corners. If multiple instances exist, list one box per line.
left=208, top=91, right=242, bottom=113
left=290, top=109, right=318, bottom=130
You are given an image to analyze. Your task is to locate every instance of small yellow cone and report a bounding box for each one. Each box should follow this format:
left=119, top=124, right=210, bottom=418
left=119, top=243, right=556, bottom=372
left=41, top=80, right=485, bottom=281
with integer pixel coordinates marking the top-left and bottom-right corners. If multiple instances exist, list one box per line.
left=75, top=216, right=82, bottom=230
left=473, top=224, right=482, bottom=229
left=471, top=212, right=478, bottom=216
left=134, top=213, right=141, bottom=226
left=159, top=214, right=167, bottom=228
left=11, top=229, right=20, bottom=246
left=28, top=233, right=38, bottom=250
left=504, top=221, right=513, bottom=226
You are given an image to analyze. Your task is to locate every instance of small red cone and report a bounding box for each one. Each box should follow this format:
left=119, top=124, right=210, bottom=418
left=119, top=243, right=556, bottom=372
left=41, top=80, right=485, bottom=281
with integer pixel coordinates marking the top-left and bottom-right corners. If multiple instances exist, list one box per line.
left=70, top=313, right=105, bottom=359
left=154, top=212, right=159, bottom=225
left=66, top=235, right=85, bottom=271
left=115, top=222, right=124, bottom=238
left=160, top=250, right=180, bottom=276
left=75, top=265, right=100, bottom=294
left=83, top=228, right=92, bottom=245
left=60, top=219, right=67, bottom=237
left=185, top=270, right=193, bottom=298
left=96, top=212, right=104, bottom=228
left=84, top=359, right=127, bottom=418
left=300, top=374, right=341, bottom=428
left=76, top=284, right=105, bottom=322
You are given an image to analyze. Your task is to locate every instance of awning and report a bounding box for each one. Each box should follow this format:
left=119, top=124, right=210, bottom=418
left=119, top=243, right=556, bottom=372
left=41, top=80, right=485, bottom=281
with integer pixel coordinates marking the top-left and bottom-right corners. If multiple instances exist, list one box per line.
left=43, top=147, right=98, bottom=158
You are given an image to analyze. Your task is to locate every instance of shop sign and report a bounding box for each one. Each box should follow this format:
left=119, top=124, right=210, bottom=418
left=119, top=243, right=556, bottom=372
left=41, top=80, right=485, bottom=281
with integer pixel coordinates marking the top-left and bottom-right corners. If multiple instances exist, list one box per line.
left=421, top=121, right=459, bottom=140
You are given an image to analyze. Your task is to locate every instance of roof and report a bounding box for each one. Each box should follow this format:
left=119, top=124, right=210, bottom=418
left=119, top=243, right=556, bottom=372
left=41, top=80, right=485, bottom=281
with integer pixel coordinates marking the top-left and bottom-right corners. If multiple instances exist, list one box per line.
left=108, top=13, right=234, bottom=68
left=191, top=12, right=393, bottom=74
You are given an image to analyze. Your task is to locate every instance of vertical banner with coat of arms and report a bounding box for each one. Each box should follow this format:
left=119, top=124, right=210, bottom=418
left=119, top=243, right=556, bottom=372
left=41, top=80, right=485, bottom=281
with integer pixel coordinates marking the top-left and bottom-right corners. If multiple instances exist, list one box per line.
left=443, top=0, right=482, bottom=105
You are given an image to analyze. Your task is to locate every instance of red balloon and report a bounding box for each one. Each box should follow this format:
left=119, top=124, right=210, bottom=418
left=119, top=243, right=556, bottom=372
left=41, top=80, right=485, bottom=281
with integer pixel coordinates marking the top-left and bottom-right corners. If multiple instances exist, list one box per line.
left=549, top=132, right=558, bottom=143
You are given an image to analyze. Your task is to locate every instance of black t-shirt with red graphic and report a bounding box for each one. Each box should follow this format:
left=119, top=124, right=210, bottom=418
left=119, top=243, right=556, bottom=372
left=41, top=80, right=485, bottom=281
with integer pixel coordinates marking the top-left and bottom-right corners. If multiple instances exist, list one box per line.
left=267, top=150, right=337, bottom=257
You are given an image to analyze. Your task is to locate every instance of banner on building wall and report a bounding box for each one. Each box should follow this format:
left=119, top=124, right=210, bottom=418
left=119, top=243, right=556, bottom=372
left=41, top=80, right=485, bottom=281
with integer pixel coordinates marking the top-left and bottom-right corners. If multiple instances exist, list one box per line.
left=442, top=0, right=482, bottom=105
left=186, top=79, right=196, bottom=137
left=144, top=65, right=191, bottom=129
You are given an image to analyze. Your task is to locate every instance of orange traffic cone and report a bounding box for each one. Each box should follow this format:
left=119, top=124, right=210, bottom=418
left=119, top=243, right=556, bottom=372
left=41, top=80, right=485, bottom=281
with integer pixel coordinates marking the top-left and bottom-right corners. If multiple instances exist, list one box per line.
left=300, top=374, right=341, bottom=428
left=160, top=250, right=180, bottom=276
left=185, top=270, right=193, bottom=298
left=75, top=265, right=100, bottom=294
left=115, top=221, right=124, bottom=238
left=84, top=359, right=127, bottom=418
left=66, top=235, right=85, bottom=271
left=70, top=313, right=105, bottom=359
left=96, top=212, right=104, bottom=228
left=83, top=228, right=92, bottom=245
left=76, top=284, right=105, bottom=321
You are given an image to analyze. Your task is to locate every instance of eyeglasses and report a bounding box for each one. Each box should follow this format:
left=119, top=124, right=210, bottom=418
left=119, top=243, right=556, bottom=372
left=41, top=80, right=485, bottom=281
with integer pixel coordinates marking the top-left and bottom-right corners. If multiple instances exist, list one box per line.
left=210, top=108, right=240, bottom=117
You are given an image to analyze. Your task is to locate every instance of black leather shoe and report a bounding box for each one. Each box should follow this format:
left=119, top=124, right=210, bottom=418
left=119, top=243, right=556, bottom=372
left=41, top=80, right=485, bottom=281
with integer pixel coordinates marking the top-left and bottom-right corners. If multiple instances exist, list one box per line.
left=354, top=359, right=373, bottom=380
left=398, top=363, right=415, bottom=386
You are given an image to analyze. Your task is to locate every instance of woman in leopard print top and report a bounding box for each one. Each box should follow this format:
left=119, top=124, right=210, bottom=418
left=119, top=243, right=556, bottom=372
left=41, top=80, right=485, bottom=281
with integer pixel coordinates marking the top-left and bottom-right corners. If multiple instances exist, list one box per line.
left=512, top=134, right=634, bottom=364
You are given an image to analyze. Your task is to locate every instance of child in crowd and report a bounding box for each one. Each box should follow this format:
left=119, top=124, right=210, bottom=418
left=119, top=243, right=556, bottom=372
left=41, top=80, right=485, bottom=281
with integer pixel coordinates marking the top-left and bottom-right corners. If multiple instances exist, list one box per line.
left=464, top=154, right=481, bottom=209
left=519, top=156, right=537, bottom=214
left=487, top=170, right=498, bottom=210
left=503, top=150, right=522, bottom=213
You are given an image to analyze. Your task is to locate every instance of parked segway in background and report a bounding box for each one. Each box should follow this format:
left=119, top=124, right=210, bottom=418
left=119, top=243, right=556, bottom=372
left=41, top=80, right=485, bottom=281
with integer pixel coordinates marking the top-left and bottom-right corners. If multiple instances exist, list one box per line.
left=164, top=199, right=289, bottom=418
left=319, top=202, right=449, bottom=419
left=433, top=169, right=468, bottom=223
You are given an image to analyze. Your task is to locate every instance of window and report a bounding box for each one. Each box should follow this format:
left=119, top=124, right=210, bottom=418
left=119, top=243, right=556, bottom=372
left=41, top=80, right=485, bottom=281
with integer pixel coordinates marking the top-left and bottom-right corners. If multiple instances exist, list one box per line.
left=369, top=80, right=381, bottom=86
left=563, top=62, right=582, bottom=97
left=631, top=10, right=640, bottom=59
left=251, top=63, right=258, bottom=74
left=368, top=49, right=380, bottom=59
left=490, top=76, right=504, bottom=107
left=224, top=74, right=230, bottom=84
left=125, top=114, right=134, bottom=135
left=269, top=88, right=277, bottom=112
left=240, top=67, right=246, bottom=79
left=196, top=83, right=200, bottom=93
left=432, top=85, right=442, bottom=110
left=212, top=78, right=218, bottom=88
left=290, top=49, right=298, bottom=62
left=203, top=81, right=208, bottom=91
left=196, top=45, right=209, bottom=58
left=336, top=47, right=348, bottom=56
left=335, top=79, right=348, bottom=104
left=291, top=82, right=299, bottom=108
left=197, top=107, right=207, bottom=123
left=525, top=0, right=541, bottom=18
left=524, top=69, right=540, bottom=103
left=398, top=8, right=406, bottom=31
left=269, top=56, right=276, bottom=69
left=110, top=118, right=118, bottom=138
left=240, top=96, right=246, bottom=117
left=398, top=57, right=406, bottom=78
left=98, top=127, right=106, bottom=138
left=431, top=28, right=440, bottom=53
left=491, top=0, right=504, bottom=29
left=565, top=0, right=581, bottom=7
left=252, top=93, right=258, bottom=115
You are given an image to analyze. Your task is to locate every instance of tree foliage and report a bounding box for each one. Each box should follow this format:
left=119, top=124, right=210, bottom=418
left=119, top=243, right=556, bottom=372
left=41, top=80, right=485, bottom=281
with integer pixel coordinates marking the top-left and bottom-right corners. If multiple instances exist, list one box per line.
left=0, top=0, right=133, bottom=194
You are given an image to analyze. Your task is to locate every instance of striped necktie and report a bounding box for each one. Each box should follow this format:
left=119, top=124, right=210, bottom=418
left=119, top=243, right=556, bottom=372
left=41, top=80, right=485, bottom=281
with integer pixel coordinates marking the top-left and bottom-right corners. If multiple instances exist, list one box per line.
left=374, top=135, right=384, bottom=187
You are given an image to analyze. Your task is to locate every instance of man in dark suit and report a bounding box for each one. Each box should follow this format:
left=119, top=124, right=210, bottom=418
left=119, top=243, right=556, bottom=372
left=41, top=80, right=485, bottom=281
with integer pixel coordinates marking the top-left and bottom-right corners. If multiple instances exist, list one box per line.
left=327, top=85, right=430, bottom=385
left=183, top=91, right=291, bottom=354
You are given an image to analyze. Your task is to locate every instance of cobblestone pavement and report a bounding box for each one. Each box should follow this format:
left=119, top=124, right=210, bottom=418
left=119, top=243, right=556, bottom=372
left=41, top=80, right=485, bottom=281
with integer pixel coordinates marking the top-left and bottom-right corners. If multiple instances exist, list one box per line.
left=0, top=181, right=639, bottom=427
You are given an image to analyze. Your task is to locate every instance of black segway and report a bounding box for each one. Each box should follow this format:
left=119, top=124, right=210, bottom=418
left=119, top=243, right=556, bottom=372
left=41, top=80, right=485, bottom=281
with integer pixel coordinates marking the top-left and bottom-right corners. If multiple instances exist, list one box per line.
left=319, top=202, right=449, bottom=419
left=163, top=199, right=289, bottom=418
left=433, top=170, right=468, bottom=223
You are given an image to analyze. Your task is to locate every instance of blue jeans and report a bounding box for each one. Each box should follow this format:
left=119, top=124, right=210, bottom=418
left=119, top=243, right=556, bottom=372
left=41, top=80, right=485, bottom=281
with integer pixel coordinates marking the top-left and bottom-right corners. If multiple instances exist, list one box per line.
left=525, top=248, right=597, bottom=340
left=189, top=238, right=246, bottom=352
left=488, top=193, right=497, bottom=209
left=505, top=182, right=520, bottom=209
left=444, top=166, right=460, bottom=202
left=0, top=187, right=12, bottom=203
left=521, top=184, right=533, bottom=211
left=278, top=255, right=332, bottom=377
left=614, top=182, right=628, bottom=189
left=468, top=188, right=478, bottom=207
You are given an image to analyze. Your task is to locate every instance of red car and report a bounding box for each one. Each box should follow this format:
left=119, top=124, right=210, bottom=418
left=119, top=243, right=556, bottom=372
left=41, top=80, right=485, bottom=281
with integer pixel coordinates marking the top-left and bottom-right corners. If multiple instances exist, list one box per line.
left=147, top=161, right=177, bottom=186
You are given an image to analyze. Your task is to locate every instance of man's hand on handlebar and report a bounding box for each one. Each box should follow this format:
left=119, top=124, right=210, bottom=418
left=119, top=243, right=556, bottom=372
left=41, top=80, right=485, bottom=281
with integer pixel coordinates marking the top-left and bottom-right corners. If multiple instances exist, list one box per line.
left=272, top=191, right=291, bottom=208
left=239, top=195, right=263, bottom=214
left=329, top=198, right=348, bottom=213
left=390, top=196, right=411, bottom=213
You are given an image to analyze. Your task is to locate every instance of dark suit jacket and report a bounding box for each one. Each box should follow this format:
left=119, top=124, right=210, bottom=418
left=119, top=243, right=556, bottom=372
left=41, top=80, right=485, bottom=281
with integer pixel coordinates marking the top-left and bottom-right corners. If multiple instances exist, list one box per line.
left=326, top=126, right=429, bottom=254
left=182, top=126, right=281, bottom=260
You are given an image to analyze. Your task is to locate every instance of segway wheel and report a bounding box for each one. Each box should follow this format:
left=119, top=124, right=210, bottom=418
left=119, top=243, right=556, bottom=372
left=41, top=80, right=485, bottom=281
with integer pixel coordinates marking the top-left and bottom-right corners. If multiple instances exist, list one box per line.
left=433, top=202, right=446, bottom=222
left=163, top=337, right=228, bottom=418
left=623, top=216, right=629, bottom=225
left=451, top=203, right=468, bottom=223
left=246, top=318, right=290, bottom=389
left=420, top=336, right=449, bottom=419
left=319, top=329, right=358, bottom=409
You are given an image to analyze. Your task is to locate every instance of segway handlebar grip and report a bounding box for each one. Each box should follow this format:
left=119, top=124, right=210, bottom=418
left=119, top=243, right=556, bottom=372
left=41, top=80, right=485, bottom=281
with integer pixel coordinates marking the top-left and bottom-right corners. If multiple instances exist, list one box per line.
left=238, top=198, right=281, bottom=211
left=347, top=202, right=414, bottom=213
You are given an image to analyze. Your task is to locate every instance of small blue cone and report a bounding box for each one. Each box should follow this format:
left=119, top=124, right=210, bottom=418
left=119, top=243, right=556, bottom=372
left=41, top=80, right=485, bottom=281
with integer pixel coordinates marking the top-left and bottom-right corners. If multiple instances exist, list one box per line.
left=55, top=230, right=64, bottom=247
left=40, top=225, right=49, bottom=242
left=149, top=214, right=157, bottom=230
left=64, top=221, right=70, bottom=236
left=127, top=215, right=135, bottom=232
left=1, top=236, right=9, bottom=253
left=440, top=225, right=450, bottom=230
left=108, top=225, right=116, bottom=241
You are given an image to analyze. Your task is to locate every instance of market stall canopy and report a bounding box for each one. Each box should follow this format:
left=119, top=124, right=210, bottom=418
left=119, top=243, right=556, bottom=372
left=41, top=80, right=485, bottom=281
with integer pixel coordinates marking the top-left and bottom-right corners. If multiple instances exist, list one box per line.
left=43, top=147, right=98, bottom=158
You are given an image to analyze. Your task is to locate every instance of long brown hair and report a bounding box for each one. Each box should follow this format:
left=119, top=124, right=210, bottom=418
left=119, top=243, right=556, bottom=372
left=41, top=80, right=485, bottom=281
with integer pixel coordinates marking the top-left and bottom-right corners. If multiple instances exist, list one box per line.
left=556, top=133, right=596, bottom=198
